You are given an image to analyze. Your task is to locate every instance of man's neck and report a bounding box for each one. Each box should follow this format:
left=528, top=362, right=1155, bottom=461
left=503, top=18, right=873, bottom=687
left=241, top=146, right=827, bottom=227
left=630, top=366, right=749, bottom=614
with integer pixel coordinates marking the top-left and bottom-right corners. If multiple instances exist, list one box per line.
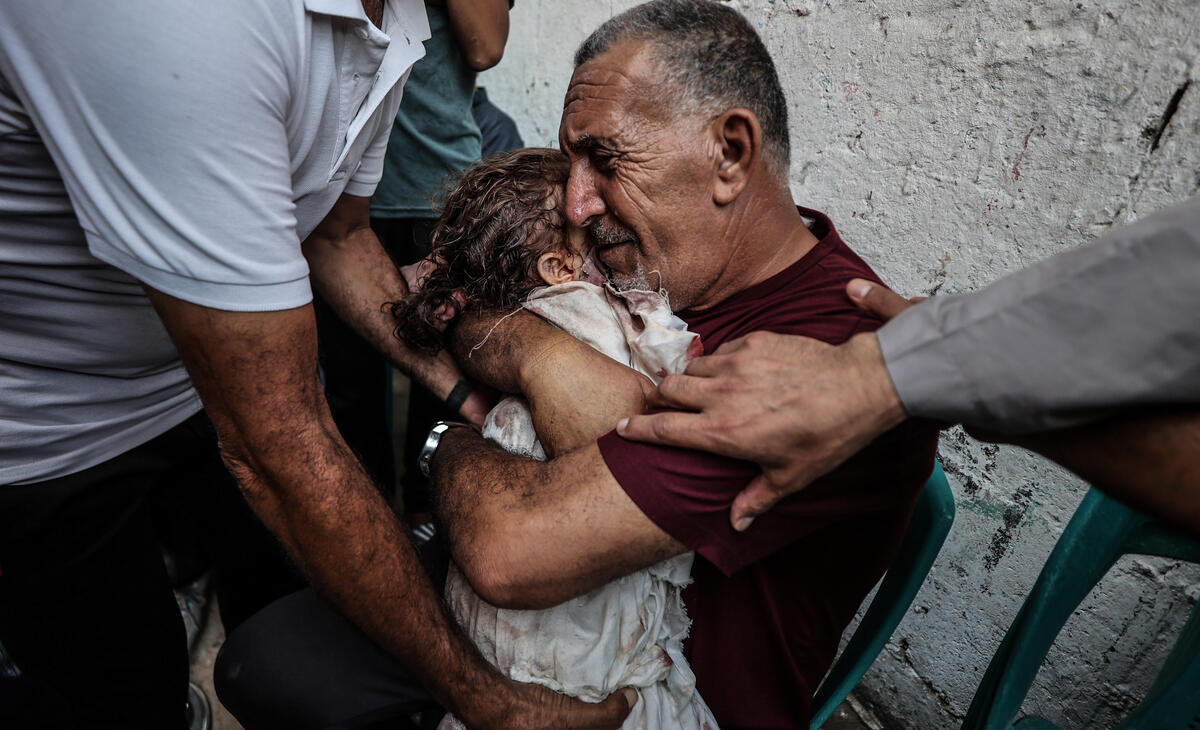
left=689, top=189, right=820, bottom=311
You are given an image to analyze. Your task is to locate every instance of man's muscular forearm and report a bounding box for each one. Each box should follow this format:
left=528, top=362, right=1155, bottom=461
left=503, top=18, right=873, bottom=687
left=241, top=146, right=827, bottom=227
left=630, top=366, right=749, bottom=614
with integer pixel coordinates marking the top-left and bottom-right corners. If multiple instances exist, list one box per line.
left=448, top=308, right=551, bottom=393
left=303, top=194, right=488, bottom=422
left=146, top=290, right=630, bottom=729
left=433, top=427, right=556, bottom=605
left=433, top=427, right=686, bottom=609
left=223, top=414, right=517, bottom=723
left=145, top=292, right=514, bottom=725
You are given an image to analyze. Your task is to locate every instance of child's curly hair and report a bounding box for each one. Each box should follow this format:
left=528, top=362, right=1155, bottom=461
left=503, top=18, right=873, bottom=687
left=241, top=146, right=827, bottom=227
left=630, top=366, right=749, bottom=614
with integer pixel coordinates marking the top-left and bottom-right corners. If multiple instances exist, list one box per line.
left=391, top=148, right=572, bottom=354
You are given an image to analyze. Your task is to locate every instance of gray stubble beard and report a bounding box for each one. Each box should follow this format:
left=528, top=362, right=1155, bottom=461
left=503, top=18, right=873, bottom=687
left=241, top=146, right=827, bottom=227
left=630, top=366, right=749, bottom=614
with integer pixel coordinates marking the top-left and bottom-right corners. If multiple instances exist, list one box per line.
left=590, top=218, right=660, bottom=293
left=606, top=260, right=654, bottom=293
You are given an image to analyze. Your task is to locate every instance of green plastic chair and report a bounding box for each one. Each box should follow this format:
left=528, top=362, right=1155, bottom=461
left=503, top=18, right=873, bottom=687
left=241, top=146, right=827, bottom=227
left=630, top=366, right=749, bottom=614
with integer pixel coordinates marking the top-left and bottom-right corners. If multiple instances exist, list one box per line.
left=962, top=488, right=1200, bottom=730
left=810, top=460, right=956, bottom=729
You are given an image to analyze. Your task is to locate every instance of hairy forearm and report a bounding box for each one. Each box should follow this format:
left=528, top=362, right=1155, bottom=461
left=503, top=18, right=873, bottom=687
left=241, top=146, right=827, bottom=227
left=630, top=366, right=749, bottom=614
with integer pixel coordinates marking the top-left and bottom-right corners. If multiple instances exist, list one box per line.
left=450, top=309, right=650, bottom=454
left=432, top=427, right=560, bottom=606
left=145, top=288, right=521, bottom=727
left=222, top=420, right=508, bottom=718
left=433, top=428, right=665, bottom=608
left=984, top=408, right=1200, bottom=537
left=303, top=200, right=464, bottom=401
left=448, top=308, right=553, bottom=393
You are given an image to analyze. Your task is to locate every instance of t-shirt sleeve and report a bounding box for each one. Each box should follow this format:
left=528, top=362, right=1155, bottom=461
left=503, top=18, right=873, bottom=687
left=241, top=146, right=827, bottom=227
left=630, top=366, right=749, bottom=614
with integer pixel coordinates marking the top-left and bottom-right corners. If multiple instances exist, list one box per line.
left=344, top=77, right=409, bottom=198
left=0, top=1, right=310, bottom=312
left=597, top=419, right=936, bottom=576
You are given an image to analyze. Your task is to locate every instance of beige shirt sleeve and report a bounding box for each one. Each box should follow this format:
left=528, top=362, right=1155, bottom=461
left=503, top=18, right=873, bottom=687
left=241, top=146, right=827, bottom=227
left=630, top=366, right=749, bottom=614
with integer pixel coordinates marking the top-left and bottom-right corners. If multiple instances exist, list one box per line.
left=878, top=196, right=1200, bottom=433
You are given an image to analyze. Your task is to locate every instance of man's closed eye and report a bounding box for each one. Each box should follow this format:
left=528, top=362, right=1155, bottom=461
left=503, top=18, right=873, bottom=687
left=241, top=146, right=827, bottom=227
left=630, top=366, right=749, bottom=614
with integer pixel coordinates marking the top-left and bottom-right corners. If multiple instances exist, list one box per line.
left=592, top=152, right=618, bottom=173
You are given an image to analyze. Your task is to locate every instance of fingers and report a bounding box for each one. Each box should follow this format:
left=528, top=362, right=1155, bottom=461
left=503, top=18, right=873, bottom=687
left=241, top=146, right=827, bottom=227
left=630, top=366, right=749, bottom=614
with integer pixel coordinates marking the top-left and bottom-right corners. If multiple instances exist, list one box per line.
left=399, top=257, right=437, bottom=294
left=636, top=378, right=682, bottom=412
left=845, top=278, right=914, bottom=322
left=680, top=351, right=739, bottom=378
left=521, top=683, right=637, bottom=730
left=459, top=391, right=493, bottom=427
left=617, top=410, right=716, bottom=451
left=644, top=372, right=715, bottom=410
left=729, top=473, right=788, bottom=532
left=432, top=302, right=457, bottom=330
left=635, top=376, right=658, bottom=406
left=704, top=334, right=752, bottom=356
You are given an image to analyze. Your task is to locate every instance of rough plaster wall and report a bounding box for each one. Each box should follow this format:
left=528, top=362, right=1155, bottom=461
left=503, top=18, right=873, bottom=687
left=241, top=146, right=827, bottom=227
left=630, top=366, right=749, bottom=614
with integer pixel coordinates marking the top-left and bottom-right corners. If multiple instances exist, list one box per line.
left=480, top=1, right=1200, bottom=728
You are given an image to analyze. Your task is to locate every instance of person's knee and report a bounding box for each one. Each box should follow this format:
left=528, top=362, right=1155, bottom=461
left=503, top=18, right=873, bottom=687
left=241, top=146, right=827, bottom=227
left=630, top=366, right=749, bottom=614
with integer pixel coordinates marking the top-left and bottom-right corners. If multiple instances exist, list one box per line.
left=213, top=590, right=433, bottom=729
left=213, top=617, right=312, bottom=730
left=212, top=630, right=260, bottom=727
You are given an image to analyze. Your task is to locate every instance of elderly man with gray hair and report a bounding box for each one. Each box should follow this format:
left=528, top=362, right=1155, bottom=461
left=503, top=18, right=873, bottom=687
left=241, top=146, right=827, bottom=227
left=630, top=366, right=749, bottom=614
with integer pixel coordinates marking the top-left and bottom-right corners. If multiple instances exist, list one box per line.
left=217, top=2, right=938, bottom=728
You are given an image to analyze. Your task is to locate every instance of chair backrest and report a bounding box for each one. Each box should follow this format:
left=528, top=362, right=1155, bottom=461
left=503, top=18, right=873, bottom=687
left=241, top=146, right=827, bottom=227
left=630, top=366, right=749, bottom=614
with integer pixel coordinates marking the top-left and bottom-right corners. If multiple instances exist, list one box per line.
left=962, top=488, right=1200, bottom=730
left=809, top=460, right=956, bottom=729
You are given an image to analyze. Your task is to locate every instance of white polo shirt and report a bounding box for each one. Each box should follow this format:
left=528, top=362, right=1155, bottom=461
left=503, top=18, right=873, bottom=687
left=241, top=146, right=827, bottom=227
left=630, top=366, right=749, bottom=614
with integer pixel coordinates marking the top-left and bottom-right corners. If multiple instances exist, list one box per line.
left=0, top=0, right=430, bottom=484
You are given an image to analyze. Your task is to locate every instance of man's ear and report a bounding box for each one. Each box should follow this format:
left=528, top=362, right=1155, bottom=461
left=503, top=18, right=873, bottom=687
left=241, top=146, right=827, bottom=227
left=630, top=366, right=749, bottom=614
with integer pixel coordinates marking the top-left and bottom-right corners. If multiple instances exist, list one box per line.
left=710, top=108, right=762, bottom=205
left=537, top=250, right=581, bottom=285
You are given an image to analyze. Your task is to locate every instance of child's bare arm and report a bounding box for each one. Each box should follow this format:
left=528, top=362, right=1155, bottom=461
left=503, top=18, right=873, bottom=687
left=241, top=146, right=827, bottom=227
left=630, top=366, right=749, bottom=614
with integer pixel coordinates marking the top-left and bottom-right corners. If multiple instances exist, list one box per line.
left=448, top=308, right=651, bottom=456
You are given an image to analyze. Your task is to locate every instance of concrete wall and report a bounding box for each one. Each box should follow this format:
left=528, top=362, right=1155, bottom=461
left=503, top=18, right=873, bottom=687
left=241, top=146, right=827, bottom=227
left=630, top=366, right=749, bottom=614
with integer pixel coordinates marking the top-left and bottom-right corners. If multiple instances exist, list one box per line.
left=481, top=1, right=1200, bottom=727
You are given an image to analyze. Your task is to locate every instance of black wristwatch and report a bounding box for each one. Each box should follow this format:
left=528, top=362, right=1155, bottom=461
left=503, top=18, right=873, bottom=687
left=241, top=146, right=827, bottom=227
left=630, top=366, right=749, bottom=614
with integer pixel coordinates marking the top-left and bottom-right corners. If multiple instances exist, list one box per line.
left=418, top=421, right=468, bottom=478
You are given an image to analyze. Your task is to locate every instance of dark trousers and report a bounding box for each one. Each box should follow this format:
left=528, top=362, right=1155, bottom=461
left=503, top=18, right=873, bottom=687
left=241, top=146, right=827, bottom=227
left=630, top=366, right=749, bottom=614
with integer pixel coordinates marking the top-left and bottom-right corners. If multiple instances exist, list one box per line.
left=215, top=588, right=437, bottom=730
left=315, top=217, right=455, bottom=516
left=214, top=516, right=450, bottom=729
left=0, top=413, right=303, bottom=730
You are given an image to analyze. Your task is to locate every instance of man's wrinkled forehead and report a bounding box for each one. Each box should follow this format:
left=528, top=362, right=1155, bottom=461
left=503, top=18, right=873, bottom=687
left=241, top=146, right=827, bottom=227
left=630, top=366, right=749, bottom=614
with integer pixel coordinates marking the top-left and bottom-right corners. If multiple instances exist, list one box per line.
left=559, top=44, right=657, bottom=149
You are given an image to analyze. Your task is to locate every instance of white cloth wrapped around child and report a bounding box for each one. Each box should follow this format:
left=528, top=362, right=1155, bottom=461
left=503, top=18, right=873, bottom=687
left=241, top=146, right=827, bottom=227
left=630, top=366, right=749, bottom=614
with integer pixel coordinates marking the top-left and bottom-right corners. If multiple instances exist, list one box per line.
left=440, top=280, right=717, bottom=730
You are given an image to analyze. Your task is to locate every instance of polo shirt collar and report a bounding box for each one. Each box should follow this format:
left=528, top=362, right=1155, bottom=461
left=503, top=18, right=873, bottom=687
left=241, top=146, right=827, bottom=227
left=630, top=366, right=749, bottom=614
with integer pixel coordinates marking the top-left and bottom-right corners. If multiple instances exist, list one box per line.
left=303, top=0, right=369, bottom=21
left=327, top=0, right=431, bottom=175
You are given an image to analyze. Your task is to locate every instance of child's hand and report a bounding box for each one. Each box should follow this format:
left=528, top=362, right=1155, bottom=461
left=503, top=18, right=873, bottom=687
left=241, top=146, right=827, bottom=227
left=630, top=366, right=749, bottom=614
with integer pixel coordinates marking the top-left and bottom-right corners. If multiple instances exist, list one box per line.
left=401, top=256, right=466, bottom=330
left=459, top=387, right=496, bottom=427
left=400, top=257, right=438, bottom=295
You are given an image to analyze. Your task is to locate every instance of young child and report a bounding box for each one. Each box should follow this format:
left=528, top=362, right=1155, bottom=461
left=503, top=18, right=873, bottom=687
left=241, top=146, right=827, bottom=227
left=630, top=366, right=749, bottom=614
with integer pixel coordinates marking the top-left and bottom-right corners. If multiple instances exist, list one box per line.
left=395, top=148, right=717, bottom=730
left=393, top=147, right=590, bottom=354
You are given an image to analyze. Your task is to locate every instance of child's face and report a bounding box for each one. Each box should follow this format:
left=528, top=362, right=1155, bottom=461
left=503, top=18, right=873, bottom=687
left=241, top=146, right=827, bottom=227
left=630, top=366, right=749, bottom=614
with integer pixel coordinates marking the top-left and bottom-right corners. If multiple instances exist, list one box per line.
left=566, top=223, right=588, bottom=259
left=564, top=210, right=606, bottom=284
left=575, top=236, right=607, bottom=285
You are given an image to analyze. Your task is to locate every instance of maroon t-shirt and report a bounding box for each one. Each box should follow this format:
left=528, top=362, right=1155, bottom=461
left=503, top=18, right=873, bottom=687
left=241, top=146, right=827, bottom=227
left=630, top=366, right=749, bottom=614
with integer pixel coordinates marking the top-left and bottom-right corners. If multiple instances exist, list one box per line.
left=597, top=208, right=938, bottom=729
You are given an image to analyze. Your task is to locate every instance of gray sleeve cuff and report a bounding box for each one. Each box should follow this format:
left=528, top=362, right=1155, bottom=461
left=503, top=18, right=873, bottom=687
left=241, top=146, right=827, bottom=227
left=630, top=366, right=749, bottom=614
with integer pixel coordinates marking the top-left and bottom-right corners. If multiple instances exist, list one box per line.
left=877, top=297, right=979, bottom=424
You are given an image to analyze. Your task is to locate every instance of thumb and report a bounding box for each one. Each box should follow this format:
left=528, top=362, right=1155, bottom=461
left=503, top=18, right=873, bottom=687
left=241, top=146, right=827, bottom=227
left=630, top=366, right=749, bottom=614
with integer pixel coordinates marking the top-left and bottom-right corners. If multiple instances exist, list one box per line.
left=730, top=473, right=785, bottom=532
left=845, top=278, right=914, bottom=322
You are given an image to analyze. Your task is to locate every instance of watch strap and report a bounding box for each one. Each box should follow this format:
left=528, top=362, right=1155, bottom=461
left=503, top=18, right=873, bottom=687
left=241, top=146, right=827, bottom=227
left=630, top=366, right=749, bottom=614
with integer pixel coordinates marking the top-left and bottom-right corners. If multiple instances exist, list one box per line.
left=418, top=420, right=469, bottom=478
